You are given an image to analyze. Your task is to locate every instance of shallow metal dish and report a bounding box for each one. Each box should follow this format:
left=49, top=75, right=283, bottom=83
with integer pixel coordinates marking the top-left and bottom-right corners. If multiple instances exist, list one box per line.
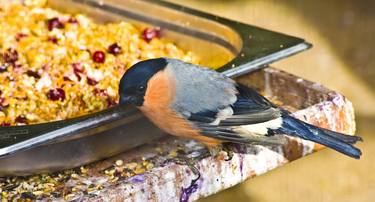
left=0, top=0, right=310, bottom=176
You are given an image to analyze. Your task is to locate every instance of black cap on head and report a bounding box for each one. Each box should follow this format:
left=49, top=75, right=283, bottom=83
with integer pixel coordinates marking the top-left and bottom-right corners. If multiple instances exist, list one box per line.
left=119, top=58, right=168, bottom=106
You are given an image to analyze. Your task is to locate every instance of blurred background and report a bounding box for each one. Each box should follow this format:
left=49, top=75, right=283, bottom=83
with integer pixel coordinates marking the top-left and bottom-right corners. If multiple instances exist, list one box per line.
left=167, top=0, right=375, bottom=201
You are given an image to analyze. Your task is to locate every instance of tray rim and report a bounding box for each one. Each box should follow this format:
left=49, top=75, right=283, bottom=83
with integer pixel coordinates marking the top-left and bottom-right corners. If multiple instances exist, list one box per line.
left=148, top=0, right=312, bottom=76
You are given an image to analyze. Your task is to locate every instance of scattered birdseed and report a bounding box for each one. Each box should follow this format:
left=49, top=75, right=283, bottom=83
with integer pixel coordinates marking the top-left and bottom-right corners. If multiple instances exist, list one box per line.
left=0, top=156, right=156, bottom=200
left=115, top=160, right=124, bottom=166
left=0, top=0, right=198, bottom=125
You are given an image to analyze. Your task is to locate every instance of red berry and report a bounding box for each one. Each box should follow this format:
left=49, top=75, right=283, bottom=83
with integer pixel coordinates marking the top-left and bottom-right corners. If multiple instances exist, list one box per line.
left=47, top=17, right=64, bottom=31
left=92, top=51, right=105, bottom=63
left=87, top=77, right=98, bottom=86
left=15, top=115, right=28, bottom=124
left=47, top=88, right=66, bottom=101
left=108, top=43, right=122, bottom=55
left=141, top=27, right=161, bottom=42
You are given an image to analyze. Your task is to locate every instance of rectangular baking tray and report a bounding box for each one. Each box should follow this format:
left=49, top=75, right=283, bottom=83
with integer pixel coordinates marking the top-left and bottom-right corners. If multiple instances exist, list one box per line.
left=0, top=0, right=311, bottom=176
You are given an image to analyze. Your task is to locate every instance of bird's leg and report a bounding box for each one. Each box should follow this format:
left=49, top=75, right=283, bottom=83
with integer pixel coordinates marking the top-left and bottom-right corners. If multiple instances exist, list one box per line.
left=164, top=148, right=210, bottom=186
left=167, top=156, right=200, bottom=182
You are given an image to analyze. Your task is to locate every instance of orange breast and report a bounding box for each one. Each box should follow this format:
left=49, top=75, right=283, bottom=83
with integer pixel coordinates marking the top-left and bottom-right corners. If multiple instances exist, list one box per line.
left=139, top=69, right=221, bottom=146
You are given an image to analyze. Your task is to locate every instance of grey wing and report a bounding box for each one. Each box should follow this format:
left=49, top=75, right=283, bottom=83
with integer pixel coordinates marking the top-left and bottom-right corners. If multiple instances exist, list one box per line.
left=166, top=58, right=237, bottom=115
left=188, top=84, right=286, bottom=145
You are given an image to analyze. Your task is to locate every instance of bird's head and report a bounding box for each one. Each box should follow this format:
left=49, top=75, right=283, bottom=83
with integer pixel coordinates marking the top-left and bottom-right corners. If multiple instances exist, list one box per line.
left=119, top=58, right=168, bottom=106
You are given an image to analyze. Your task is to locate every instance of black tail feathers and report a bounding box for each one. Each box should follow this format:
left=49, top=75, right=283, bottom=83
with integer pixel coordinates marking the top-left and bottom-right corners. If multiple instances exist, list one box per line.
left=275, top=114, right=362, bottom=159
left=318, top=126, right=363, bottom=144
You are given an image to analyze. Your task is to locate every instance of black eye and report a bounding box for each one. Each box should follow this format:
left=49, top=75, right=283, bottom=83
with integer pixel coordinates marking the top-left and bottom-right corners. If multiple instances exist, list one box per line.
left=138, top=85, right=145, bottom=93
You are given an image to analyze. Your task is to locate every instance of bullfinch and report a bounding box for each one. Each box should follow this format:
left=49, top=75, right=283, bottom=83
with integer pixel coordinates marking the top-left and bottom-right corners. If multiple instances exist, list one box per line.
left=119, top=58, right=362, bottom=159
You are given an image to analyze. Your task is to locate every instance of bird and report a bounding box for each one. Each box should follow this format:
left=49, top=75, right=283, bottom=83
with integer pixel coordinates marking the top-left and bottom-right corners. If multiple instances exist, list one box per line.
left=119, top=57, right=362, bottom=159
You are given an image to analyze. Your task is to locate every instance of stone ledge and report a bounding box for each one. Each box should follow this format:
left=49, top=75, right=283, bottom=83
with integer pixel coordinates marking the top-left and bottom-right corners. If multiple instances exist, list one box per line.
left=73, top=68, right=356, bottom=201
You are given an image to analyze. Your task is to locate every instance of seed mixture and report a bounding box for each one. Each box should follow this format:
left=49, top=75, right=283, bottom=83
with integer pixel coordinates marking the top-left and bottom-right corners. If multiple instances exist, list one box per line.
left=0, top=157, right=155, bottom=201
left=0, top=0, right=198, bottom=126
left=0, top=144, right=197, bottom=201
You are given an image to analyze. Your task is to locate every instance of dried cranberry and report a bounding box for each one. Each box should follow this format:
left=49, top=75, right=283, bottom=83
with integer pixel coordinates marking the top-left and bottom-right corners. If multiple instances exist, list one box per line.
left=0, top=122, right=10, bottom=126
left=141, top=27, right=161, bottom=42
left=15, top=115, right=28, bottom=124
left=47, top=17, right=64, bottom=31
left=92, top=51, right=105, bottom=63
left=47, top=88, right=66, bottom=101
left=87, top=77, right=98, bottom=86
left=15, top=33, right=28, bottom=41
left=26, top=70, right=41, bottom=79
left=3, top=48, right=18, bottom=64
left=68, top=17, right=78, bottom=24
left=0, top=90, right=2, bottom=96
left=108, top=43, right=122, bottom=55
left=48, top=36, right=58, bottom=44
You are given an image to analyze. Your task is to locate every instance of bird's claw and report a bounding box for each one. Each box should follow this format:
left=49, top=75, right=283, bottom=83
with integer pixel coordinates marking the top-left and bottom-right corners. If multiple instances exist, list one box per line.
left=164, top=152, right=207, bottom=187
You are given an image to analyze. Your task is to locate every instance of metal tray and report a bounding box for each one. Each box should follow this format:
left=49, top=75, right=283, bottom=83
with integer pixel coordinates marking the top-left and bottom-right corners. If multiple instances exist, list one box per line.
left=0, top=0, right=310, bottom=176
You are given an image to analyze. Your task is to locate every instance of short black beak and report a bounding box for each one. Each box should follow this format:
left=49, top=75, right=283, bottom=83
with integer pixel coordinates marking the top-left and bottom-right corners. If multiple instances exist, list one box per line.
left=119, top=96, right=135, bottom=105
